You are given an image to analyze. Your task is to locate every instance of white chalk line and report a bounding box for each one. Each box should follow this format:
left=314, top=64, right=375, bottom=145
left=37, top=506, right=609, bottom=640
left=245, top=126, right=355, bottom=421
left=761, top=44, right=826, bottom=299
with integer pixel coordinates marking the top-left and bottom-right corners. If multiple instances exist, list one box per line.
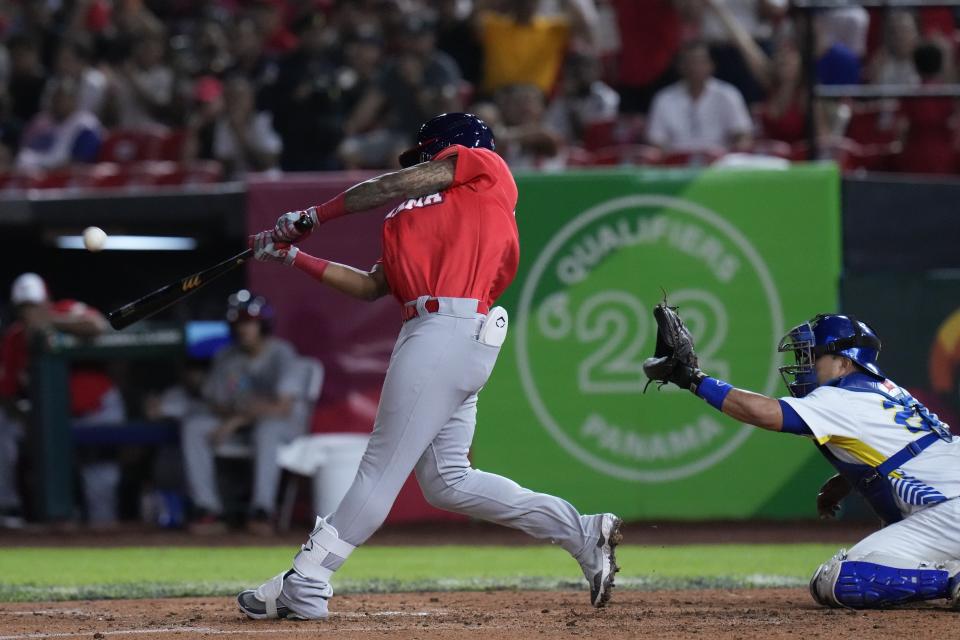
left=0, top=610, right=450, bottom=639
left=0, top=610, right=439, bottom=619
left=0, top=611, right=90, bottom=618
left=0, top=618, right=511, bottom=640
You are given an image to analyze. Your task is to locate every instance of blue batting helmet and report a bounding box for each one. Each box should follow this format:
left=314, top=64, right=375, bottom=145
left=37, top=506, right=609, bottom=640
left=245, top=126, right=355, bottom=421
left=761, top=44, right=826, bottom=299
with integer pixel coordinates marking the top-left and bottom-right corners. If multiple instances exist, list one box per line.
left=398, top=112, right=495, bottom=168
left=778, top=314, right=884, bottom=398
left=226, top=289, right=273, bottom=333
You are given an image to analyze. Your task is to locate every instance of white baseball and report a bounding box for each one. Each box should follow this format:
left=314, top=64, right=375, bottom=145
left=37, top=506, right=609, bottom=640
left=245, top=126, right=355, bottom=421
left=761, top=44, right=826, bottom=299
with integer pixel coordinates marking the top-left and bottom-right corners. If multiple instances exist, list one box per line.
left=82, top=226, right=108, bottom=252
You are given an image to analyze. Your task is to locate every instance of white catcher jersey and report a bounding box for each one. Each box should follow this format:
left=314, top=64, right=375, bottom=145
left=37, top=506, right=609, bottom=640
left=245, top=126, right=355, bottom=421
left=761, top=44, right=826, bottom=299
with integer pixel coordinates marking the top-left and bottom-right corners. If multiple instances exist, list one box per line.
left=782, top=378, right=960, bottom=518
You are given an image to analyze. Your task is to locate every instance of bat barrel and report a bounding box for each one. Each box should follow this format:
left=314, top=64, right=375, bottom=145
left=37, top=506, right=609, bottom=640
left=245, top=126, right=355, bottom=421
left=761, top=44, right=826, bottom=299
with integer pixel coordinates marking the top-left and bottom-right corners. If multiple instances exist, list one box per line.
left=107, top=249, right=253, bottom=330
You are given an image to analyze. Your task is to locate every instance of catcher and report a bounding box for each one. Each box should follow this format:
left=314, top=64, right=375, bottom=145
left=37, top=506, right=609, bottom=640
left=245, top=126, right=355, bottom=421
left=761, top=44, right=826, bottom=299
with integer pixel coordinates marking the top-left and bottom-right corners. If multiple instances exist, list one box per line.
left=644, top=303, right=960, bottom=609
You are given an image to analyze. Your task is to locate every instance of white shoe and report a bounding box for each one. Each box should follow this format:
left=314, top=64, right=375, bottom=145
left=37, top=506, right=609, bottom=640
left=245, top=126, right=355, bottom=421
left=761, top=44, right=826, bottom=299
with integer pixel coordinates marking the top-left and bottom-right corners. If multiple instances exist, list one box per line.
left=237, top=570, right=323, bottom=620
left=579, top=513, right=623, bottom=608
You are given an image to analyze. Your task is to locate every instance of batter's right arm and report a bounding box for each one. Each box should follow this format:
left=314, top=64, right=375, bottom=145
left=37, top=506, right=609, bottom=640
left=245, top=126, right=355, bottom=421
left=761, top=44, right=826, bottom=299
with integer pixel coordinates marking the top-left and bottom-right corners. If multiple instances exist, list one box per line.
left=309, top=259, right=390, bottom=302
left=250, top=232, right=390, bottom=302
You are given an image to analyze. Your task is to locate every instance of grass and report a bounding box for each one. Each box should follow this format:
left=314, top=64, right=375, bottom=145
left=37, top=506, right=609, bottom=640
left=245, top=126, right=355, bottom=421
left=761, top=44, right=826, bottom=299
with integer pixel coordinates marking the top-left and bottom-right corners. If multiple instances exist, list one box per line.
left=0, top=544, right=843, bottom=602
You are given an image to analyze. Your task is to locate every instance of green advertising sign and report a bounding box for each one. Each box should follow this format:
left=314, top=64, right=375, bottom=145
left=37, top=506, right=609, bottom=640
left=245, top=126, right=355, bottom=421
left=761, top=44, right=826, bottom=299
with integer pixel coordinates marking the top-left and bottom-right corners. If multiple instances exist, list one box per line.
left=474, top=165, right=840, bottom=520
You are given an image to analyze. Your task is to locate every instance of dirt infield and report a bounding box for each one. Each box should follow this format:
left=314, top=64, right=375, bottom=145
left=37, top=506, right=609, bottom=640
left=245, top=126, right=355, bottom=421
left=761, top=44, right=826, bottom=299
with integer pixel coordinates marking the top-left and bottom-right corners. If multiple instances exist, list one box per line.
left=1, top=589, right=956, bottom=640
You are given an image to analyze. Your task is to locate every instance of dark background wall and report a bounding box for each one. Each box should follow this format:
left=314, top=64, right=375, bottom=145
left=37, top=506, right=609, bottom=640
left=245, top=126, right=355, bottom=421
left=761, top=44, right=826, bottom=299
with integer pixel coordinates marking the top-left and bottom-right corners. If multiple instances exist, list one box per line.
left=842, top=174, right=960, bottom=431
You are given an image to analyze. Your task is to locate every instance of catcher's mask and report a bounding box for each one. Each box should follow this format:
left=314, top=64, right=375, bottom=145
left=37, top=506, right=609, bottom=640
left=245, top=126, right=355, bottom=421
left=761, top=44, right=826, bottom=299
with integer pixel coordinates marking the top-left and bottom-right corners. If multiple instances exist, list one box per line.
left=778, top=314, right=884, bottom=398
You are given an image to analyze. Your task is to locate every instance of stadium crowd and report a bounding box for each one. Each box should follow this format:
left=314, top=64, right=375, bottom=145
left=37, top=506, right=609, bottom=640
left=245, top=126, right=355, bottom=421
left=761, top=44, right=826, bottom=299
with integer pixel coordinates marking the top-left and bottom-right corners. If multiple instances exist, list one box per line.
left=2, top=0, right=960, bottom=185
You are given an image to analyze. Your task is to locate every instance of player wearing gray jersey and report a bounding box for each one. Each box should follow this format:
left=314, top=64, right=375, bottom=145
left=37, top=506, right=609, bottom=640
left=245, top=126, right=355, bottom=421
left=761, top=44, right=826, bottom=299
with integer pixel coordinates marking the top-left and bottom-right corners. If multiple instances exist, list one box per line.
left=181, top=290, right=307, bottom=534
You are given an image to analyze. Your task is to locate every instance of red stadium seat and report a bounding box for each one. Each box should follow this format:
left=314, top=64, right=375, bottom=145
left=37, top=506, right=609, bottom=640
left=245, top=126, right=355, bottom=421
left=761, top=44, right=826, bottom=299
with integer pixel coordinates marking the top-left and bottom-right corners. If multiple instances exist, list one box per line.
left=128, top=160, right=181, bottom=186
left=128, top=160, right=223, bottom=186
left=750, top=139, right=793, bottom=159
left=98, top=130, right=154, bottom=163
left=660, top=148, right=726, bottom=166
left=148, top=129, right=188, bottom=161
left=617, top=114, right=647, bottom=144
left=84, top=162, right=130, bottom=189
left=844, top=103, right=900, bottom=169
left=821, top=137, right=902, bottom=173
left=587, top=147, right=620, bottom=165
left=181, top=160, right=223, bottom=184
left=582, top=120, right=617, bottom=151
left=789, top=141, right=811, bottom=162
left=25, top=170, right=83, bottom=190
left=588, top=144, right=662, bottom=166
left=565, top=146, right=597, bottom=167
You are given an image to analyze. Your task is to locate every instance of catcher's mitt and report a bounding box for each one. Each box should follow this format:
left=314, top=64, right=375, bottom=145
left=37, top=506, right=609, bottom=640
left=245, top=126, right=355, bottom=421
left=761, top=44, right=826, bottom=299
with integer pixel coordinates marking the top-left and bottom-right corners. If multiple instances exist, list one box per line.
left=642, top=299, right=702, bottom=391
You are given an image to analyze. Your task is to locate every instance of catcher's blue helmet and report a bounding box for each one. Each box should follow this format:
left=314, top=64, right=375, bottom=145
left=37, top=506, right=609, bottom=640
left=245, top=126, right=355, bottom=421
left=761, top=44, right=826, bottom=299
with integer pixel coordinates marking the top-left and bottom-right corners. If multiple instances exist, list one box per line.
left=778, top=314, right=884, bottom=398
left=398, top=112, right=495, bottom=168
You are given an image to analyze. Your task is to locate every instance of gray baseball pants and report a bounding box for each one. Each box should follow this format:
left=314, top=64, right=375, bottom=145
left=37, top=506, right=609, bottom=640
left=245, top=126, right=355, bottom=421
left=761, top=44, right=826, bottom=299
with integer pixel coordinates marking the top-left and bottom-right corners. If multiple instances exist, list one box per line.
left=181, top=409, right=306, bottom=515
left=284, top=298, right=596, bottom=609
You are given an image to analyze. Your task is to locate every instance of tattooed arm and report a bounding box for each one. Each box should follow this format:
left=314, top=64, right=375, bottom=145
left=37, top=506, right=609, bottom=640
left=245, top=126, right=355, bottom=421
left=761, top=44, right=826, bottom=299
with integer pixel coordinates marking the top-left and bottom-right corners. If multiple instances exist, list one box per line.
left=343, top=157, right=456, bottom=212
left=271, top=156, right=458, bottom=241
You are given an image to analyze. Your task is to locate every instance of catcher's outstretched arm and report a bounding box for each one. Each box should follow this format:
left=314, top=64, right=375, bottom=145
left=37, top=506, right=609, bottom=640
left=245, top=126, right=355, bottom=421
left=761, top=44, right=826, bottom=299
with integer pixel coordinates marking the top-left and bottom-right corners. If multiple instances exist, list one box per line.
left=642, top=299, right=784, bottom=432
left=709, top=387, right=784, bottom=432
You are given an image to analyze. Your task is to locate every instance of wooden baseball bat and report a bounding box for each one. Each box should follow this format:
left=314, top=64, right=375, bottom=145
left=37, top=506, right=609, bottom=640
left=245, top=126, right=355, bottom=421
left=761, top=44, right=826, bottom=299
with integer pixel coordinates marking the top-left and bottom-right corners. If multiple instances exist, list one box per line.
left=106, top=216, right=313, bottom=330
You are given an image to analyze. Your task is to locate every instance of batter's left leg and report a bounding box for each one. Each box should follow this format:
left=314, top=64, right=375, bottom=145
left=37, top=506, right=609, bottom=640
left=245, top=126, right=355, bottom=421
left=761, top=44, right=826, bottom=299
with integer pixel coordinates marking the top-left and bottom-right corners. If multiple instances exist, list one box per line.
left=414, top=392, right=622, bottom=607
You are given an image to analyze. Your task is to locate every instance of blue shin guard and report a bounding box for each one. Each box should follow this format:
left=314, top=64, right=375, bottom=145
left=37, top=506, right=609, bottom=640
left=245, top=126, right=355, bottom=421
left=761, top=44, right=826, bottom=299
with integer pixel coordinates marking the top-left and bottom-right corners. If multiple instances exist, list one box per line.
left=835, top=562, right=949, bottom=608
left=811, top=552, right=953, bottom=608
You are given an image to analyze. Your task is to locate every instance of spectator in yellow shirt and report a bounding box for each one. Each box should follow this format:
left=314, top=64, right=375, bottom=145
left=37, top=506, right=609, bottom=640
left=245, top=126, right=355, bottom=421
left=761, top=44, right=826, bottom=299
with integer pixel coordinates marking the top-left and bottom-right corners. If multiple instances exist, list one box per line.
left=478, top=0, right=598, bottom=96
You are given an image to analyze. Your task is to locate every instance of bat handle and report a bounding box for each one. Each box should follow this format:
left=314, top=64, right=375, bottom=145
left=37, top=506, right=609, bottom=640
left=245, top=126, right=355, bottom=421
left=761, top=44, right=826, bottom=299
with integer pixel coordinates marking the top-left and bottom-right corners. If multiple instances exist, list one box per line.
left=294, top=213, right=315, bottom=234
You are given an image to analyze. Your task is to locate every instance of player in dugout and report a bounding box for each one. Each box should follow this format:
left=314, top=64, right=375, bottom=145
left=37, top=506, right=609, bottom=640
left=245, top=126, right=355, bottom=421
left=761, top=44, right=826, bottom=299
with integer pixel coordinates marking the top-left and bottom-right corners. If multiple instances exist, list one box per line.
left=0, top=273, right=124, bottom=528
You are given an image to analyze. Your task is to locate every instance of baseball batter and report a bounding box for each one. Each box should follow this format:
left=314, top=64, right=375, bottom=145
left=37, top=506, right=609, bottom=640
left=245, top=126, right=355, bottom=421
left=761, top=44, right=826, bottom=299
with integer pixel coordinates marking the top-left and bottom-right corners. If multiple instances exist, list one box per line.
left=645, top=308, right=960, bottom=609
left=237, top=113, right=622, bottom=620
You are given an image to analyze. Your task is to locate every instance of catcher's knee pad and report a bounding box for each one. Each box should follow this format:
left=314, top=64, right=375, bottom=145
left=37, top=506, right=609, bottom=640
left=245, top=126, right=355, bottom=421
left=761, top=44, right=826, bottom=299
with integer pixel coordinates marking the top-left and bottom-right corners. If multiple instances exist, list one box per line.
left=292, top=516, right=356, bottom=583
left=810, top=550, right=951, bottom=609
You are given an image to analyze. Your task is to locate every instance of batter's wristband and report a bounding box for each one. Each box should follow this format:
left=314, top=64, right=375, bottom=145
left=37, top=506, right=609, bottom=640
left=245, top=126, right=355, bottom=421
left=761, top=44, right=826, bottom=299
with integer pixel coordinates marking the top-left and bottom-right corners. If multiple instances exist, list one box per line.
left=696, top=377, right=733, bottom=411
left=293, top=251, right=330, bottom=281
left=314, top=193, right=347, bottom=224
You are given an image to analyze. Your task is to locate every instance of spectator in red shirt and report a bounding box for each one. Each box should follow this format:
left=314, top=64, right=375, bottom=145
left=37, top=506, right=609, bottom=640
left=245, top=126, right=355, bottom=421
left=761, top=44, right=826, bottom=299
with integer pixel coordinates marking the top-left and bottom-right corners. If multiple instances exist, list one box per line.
left=0, top=273, right=125, bottom=528
left=895, top=42, right=958, bottom=174
left=610, top=0, right=682, bottom=113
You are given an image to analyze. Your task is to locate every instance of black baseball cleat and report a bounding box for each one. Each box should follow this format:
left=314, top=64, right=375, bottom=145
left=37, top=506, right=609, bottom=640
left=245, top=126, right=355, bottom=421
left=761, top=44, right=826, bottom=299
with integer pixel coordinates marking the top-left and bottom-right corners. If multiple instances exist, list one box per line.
left=580, top=513, right=623, bottom=608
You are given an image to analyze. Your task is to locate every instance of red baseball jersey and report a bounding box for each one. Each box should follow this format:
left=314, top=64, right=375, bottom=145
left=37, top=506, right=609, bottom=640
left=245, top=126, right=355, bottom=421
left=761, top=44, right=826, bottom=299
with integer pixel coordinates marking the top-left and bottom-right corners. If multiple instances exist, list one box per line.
left=380, top=145, right=519, bottom=309
left=0, top=300, right=113, bottom=416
